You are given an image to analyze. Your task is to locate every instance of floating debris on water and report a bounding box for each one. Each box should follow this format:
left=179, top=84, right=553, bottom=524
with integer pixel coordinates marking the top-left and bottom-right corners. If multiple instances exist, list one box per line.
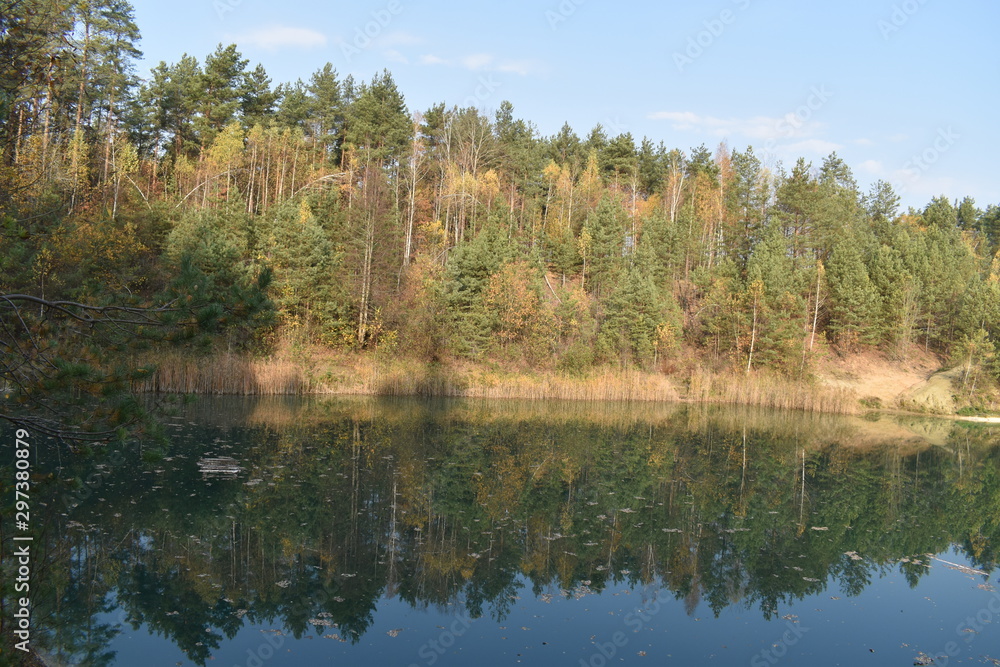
left=197, top=456, right=242, bottom=477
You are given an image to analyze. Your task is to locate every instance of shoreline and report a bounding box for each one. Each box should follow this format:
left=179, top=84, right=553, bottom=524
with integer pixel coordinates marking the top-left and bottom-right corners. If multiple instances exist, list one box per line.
left=133, top=350, right=982, bottom=418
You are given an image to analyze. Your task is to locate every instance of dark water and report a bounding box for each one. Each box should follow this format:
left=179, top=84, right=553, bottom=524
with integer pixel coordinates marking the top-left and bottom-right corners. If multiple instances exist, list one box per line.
left=3, top=397, right=1000, bottom=666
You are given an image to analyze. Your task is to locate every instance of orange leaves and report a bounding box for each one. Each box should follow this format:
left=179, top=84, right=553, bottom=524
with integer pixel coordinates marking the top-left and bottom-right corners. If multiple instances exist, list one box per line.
left=482, top=260, right=546, bottom=347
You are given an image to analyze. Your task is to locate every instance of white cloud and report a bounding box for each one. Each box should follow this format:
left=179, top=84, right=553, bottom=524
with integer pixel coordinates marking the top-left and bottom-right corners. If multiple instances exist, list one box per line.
left=783, top=139, right=842, bottom=156
left=376, top=31, right=423, bottom=48
left=859, top=159, right=884, bottom=174
left=225, top=25, right=327, bottom=52
left=461, top=53, right=495, bottom=71
left=495, top=60, right=535, bottom=76
left=417, top=52, right=540, bottom=76
left=419, top=54, right=451, bottom=66
left=384, top=49, right=409, bottom=65
left=853, top=138, right=875, bottom=147
left=647, top=110, right=825, bottom=142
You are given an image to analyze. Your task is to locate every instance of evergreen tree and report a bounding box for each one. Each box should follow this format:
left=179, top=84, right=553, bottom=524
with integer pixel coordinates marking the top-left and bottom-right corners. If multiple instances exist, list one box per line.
left=196, top=43, right=248, bottom=148
left=824, top=225, right=878, bottom=348
left=344, top=69, right=410, bottom=167
left=581, top=197, right=626, bottom=297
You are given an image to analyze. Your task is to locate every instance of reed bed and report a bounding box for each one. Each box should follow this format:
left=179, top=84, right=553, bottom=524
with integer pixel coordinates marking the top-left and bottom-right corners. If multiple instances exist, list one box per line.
left=137, top=352, right=308, bottom=395
left=373, top=363, right=681, bottom=403
left=139, top=352, right=860, bottom=415
left=686, top=368, right=859, bottom=414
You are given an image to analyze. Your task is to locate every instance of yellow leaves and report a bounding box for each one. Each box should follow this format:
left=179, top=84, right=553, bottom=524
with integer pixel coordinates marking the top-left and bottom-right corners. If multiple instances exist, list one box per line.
left=579, top=151, right=601, bottom=193
left=479, top=169, right=501, bottom=202
left=542, top=159, right=562, bottom=183
left=113, top=133, right=140, bottom=177
left=207, top=121, right=246, bottom=170
left=577, top=228, right=592, bottom=257
left=68, top=128, right=91, bottom=190
left=483, top=260, right=545, bottom=346
left=50, top=217, right=149, bottom=291
left=298, top=198, right=313, bottom=225
left=655, top=321, right=680, bottom=358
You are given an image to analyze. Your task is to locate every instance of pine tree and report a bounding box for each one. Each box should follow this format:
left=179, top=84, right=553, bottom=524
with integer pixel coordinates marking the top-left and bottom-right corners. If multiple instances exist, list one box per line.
left=196, top=43, right=248, bottom=149
left=824, top=226, right=878, bottom=348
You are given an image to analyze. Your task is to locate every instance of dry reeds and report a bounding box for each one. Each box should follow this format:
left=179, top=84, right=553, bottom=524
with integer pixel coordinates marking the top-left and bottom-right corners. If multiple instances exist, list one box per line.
left=372, top=362, right=681, bottom=403
left=686, top=368, right=858, bottom=414
left=137, top=352, right=307, bottom=395
left=138, top=351, right=860, bottom=416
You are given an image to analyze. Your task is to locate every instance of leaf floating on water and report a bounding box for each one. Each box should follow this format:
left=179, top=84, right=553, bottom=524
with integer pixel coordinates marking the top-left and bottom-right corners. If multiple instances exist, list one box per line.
left=276, top=580, right=291, bottom=588
left=913, top=652, right=935, bottom=665
left=386, top=629, right=402, bottom=637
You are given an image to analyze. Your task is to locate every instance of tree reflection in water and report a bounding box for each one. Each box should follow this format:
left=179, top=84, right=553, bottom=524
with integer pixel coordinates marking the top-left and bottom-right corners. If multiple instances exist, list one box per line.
left=3, top=397, right=997, bottom=665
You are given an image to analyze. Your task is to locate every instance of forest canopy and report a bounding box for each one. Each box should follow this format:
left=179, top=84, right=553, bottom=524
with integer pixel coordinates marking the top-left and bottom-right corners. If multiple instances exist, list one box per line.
left=4, top=0, right=1000, bottom=429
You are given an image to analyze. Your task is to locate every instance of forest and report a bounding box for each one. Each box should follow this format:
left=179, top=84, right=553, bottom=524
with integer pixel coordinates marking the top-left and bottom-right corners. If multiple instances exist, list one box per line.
left=4, top=0, right=1000, bottom=435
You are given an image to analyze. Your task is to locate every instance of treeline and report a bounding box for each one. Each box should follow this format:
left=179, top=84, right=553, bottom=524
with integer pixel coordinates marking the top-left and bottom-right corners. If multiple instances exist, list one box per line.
left=4, top=0, right=1000, bottom=401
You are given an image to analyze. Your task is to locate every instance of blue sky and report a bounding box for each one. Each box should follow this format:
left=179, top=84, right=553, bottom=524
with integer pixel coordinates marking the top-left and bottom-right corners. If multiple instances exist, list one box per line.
left=131, top=0, right=999, bottom=210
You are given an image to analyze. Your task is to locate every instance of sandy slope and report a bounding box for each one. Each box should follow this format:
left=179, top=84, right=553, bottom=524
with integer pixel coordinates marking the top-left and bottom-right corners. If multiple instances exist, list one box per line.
left=815, top=348, right=955, bottom=412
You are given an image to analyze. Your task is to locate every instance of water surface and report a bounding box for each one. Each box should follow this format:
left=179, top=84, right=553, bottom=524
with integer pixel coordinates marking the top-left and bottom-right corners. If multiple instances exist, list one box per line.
left=5, top=397, right=1000, bottom=666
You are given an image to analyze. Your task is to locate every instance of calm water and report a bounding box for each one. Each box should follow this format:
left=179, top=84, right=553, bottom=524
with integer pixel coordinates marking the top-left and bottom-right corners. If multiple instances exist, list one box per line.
left=3, top=397, right=1000, bottom=666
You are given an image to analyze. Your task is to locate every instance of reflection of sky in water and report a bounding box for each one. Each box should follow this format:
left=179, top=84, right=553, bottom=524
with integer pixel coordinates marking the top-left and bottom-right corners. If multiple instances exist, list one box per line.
left=17, top=397, right=1000, bottom=666
left=100, top=564, right=997, bottom=666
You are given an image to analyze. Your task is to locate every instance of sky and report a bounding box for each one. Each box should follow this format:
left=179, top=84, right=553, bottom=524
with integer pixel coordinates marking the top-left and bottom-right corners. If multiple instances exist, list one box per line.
left=130, top=0, right=999, bottom=210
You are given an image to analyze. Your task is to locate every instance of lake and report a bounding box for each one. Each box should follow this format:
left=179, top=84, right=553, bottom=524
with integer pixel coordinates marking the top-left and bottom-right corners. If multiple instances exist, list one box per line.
left=3, top=397, right=999, bottom=666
